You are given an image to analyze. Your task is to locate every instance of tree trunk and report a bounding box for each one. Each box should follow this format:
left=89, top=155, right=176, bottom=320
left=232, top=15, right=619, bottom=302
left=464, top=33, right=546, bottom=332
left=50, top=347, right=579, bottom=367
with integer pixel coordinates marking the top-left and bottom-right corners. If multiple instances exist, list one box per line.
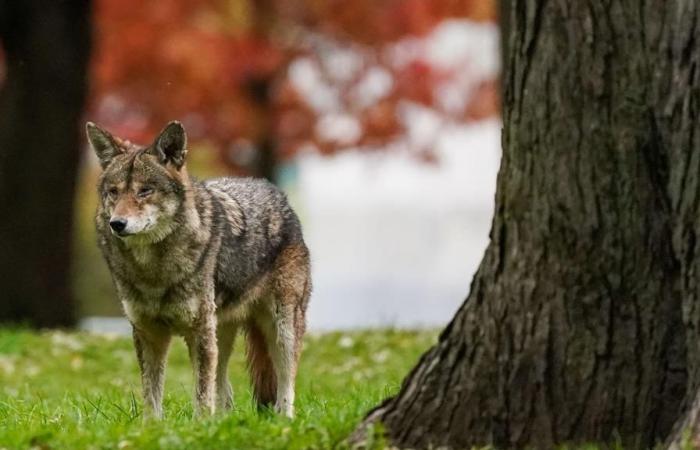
left=352, top=1, right=700, bottom=448
left=246, top=0, right=279, bottom=183
left=246, top=76, right=278, bottom=183
left=0, top=0, right=91, bottom=327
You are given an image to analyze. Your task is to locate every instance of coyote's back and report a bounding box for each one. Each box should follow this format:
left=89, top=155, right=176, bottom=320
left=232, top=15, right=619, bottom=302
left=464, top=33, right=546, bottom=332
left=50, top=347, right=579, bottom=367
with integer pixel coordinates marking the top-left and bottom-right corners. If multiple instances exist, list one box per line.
left=205, top=177, right=307, bottom=303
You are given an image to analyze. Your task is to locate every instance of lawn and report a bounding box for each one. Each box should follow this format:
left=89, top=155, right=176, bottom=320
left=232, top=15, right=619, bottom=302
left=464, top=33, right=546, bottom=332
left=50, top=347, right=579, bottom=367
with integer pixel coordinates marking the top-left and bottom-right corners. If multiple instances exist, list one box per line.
left=0, top=328, right=437, bottom=450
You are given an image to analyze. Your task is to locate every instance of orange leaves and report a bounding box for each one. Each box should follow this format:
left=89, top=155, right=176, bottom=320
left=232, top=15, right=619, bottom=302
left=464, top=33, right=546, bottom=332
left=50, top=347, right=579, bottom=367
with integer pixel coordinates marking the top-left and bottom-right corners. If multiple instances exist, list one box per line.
left=88, top=0, right=499, bottom=172
left=360, top=100, right=401, bottom=144
left=434, top=0, right=497, bottom=23
left=394, top=60, right=443, bottom=106
left=464, top=79, right=500, bottom=121
left=91, top=0, right=256, bottom=140
left=303, top=0, right=495, bottom=44
left=228, top=37, right=285, bottom=82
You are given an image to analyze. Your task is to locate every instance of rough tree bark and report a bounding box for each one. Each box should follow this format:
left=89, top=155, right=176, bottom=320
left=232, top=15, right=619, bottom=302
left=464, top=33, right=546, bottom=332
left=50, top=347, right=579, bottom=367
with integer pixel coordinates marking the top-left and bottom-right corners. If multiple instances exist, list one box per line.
left=352, top=1, right=700, bottom=449
left=0, top=0, right=91, bottom=327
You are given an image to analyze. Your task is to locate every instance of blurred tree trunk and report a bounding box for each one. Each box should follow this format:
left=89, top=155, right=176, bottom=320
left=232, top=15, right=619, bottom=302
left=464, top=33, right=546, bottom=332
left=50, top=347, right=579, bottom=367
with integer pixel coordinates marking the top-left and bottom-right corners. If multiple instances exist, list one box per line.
left=247, top=0, right=278, bottom=183
left=352, top=1, right=700, bottom=449
left=246, top=76, right=277, bottom=183
left=0, top=0, right=91, bottom=327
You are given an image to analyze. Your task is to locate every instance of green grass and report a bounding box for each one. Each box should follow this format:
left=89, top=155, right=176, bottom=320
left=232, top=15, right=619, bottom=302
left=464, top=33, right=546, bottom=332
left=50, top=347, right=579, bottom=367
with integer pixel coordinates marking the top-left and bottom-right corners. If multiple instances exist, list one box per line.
left=0, top=328, right=436, bottom=450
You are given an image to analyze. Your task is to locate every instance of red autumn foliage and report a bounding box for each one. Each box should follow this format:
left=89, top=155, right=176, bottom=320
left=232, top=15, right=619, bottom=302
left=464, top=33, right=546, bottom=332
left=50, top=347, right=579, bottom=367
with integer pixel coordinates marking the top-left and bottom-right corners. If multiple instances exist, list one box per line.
left=86, top=0, right=499, bottom=171
left=464, top=79, right=500, bottom=121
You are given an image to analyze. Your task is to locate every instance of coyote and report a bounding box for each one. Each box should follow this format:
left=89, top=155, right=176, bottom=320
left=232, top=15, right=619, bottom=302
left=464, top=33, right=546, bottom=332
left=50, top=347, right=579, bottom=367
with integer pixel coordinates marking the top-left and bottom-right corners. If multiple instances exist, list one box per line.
left=86, top=121, right=311, bottom=419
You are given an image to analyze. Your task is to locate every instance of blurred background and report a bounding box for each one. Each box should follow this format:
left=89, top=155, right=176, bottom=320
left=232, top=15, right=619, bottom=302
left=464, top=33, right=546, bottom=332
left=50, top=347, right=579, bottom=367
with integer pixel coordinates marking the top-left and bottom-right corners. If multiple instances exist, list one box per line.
left=0, top=0, right=500, bottom=332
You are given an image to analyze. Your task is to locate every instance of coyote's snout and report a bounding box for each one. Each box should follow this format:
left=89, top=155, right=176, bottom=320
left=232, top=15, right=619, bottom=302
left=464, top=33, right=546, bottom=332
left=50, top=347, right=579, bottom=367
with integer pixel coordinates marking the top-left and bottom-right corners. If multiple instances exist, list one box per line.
left=105, top=187, right=172, bottom=237
left=87, top=121, right=311, bottom=419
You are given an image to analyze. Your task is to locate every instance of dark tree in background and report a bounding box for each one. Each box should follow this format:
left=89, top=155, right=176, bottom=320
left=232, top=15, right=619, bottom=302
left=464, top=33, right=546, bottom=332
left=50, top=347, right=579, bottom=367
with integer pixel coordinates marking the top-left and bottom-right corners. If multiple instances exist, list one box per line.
left=353, top=1, right=700, bottom=449
left=0, top=0, right=91, bottom=327
left=245, top=0, right=282, bottom=182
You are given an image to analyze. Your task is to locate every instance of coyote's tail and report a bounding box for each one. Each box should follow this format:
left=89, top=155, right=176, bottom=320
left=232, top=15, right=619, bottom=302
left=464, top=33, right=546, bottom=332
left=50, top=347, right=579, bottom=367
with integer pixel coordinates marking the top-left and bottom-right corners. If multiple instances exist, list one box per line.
left=245, top=323, right=277, bottom=408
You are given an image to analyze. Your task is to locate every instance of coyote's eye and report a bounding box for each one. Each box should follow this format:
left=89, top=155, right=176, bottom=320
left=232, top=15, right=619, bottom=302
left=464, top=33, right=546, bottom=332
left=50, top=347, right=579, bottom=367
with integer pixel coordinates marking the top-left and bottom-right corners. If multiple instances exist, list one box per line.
left=107, top=187, right=119, bottom=197
left=137, top=187, right=154, bottom=198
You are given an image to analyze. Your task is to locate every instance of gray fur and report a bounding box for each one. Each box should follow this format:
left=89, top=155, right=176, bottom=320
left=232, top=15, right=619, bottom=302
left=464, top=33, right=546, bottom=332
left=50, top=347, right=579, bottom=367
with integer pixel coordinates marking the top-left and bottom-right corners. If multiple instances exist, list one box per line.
left=89, top=122, right=311, bottom=419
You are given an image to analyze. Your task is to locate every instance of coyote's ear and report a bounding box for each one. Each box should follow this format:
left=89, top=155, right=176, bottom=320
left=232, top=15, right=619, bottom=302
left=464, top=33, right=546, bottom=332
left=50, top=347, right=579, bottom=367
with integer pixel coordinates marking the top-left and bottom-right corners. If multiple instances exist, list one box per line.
left=151, top=121, right=187, bottom=169
left=86, top=122, right=122, bottom=169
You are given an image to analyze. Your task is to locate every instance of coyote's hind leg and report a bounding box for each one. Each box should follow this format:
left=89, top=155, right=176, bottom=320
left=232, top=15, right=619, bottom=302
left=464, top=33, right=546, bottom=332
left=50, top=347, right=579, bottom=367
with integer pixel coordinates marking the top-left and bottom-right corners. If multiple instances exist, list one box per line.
left=265, top=245, right=311, bottom=418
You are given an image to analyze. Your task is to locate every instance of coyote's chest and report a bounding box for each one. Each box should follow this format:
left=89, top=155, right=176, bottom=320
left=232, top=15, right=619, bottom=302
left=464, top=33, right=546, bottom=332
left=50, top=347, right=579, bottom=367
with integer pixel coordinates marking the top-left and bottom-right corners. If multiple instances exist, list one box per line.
left=121, top=285, right=202, bottom=333
left=109, top=225, right=221, bottom=333
left=115, top=243, right=214, bottom=332
left=115, top=232, right=211, bottom=287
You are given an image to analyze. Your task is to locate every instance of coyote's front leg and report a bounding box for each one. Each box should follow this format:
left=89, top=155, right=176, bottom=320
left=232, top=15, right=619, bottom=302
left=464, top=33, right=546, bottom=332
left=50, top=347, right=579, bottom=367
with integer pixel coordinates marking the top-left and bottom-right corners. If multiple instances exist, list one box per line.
left=185, top=313, right=218, bottom=415
left=132, top=325, right=171, bottom=420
